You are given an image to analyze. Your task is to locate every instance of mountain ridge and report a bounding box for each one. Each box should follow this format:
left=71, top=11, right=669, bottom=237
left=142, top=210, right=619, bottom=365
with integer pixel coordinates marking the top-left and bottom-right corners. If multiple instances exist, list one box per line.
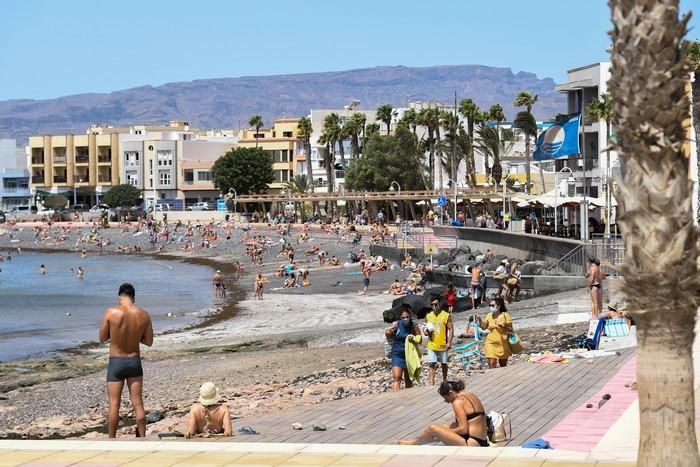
left=0, top=64, right=566, bottom=143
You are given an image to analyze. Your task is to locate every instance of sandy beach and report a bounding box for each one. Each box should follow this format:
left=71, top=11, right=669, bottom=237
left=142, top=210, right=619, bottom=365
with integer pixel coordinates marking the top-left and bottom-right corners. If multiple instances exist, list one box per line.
left=0, top=221, right=594, bottom=439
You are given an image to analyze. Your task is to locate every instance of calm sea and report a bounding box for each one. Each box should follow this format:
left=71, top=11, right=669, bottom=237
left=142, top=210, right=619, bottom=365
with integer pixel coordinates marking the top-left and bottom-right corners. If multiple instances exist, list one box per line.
left=0, top=251, right=217, bottom=362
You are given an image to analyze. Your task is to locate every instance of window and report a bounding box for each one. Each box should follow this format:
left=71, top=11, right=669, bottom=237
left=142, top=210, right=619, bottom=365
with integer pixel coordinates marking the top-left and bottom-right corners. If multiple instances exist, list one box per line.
left=184, top=170, right=194, bottom=183
left=280, top=150, right=289, bottom=162
left=124, top=151, right=140, bottom=167
left=157, top=149, right=173, bottom=166
left=277, top=170, right=289, bottom=182
left=283, top=131, right=293, bottom=138
left=159, top=170, right=171, bottom=185
left=126, top=171, right=139, bottom=186
left=197, top=171, right=211, bottom=182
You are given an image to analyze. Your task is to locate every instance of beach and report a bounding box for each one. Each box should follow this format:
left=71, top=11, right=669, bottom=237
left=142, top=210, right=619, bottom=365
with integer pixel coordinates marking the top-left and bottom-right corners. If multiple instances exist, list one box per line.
left=0, top=221, right=592, bottom=439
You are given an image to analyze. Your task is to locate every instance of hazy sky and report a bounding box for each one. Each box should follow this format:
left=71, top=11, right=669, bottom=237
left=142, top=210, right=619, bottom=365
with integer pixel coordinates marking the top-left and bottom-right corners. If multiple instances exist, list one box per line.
left=1, top=0, right=698, bottom=100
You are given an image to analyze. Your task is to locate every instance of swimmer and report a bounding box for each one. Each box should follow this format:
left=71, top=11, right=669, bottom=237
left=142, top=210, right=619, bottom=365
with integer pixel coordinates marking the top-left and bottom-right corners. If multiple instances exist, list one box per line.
left=77, top=266, right=84, bottom=280
left=39, top=264, right=46, bottom=274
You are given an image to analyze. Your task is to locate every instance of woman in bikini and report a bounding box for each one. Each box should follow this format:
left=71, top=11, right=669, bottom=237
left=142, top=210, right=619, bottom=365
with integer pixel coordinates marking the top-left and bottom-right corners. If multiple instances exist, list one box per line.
left=396, top=380, right=489, bottom=447
left=186, top=382, right=232, bottom=438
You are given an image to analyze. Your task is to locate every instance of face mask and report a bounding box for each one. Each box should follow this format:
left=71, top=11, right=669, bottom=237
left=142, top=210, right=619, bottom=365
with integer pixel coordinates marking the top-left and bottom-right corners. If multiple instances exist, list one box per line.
left=401, top=317, right=410, bottom=322
left=489, top=306, right=497, bottom=312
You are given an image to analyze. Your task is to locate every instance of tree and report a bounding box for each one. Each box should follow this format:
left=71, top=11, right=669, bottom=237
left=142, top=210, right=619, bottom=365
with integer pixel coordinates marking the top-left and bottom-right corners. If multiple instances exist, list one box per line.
left=285, top=174, right=313, bottom=220
left=488, top=104, right=506, bottom=130
left=212, top=147, right=274, bottom=195
left=476, top=126, right=516, bottom=186
left=345, top=127, right=424, bottom=192
left=686, top=40, right=700, bottom=220
left=376, top=104, right=397, bottom=135
left=365, top=123, right=381, bottom=138
left=43, top=194, right=69, bottom=211
left=609, top=1, right=700, bottom=465
left=400, top=108, right=419, bottom=138
left=343, top=118, right=361, bottom=160
left=513, top=91, right=539, bottom=194
left=297, top=117, right=314, bottom=192
left=351, top=112, right=367, bottom=154
left=418, top=107, right=441, bottom=188
left=248, top=115, right=264, bottom=148
left=459, top=98, right=482, bottom=187
left=103, top=184, right=141, bottom=208
left=586, top=93, right=614, bottom=236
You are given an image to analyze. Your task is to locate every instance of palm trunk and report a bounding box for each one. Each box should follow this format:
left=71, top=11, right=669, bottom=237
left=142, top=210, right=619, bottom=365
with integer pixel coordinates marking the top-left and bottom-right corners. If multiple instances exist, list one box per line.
left=609, top=1, right=700, bottom=465
left=436, top=126, right=443, bottom=189
left=305, top=139, right=314, bottom=193
left=692, top=72, right=700, bottom=221
left=338, top=138, right=346, bottom=166
left=351, top=133, right=360, bottom=160
left=428, top=128, right=435, bottom=189
left=525, top=136, right=531, bottom=194
left=468, top=121, right=477, bottom=187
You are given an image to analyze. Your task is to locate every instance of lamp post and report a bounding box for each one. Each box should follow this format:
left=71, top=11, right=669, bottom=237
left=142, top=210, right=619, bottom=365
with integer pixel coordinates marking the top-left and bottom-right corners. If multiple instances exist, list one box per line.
left=555, top=167, right=576, bottom=237
left=446, top=179, right=460, bottom=221
left=228, top=188, right=237, bottom=213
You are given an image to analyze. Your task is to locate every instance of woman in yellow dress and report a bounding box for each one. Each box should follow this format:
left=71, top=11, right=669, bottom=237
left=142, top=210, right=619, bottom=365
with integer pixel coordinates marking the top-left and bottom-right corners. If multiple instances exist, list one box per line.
left=477, top=297, right=513, bottom=369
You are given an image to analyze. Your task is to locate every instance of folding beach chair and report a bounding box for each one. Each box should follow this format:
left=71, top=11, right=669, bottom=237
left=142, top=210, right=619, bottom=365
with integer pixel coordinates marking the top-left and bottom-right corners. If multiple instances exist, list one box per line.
left=575, top=318, right=606, bottom=350
left=604, top=318, right=629, bottom=337
left=453, top=322, right=486, bottom=374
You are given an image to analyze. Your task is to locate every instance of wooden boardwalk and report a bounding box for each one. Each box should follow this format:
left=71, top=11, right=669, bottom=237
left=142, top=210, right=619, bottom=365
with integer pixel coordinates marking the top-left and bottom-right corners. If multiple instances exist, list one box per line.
left=229, top=349, right=634, bottom=446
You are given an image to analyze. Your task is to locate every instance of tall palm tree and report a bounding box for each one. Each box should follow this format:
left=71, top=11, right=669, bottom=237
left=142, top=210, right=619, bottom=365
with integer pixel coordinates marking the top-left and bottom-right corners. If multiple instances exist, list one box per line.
left=513, top=91, right=539, bottom=194
left=323, top=113, right=343, bottom=167
left=317, top=130, right=334, bottom=194
left=344, top=119, right=361, bottom=160
left=285, top=174, right=313, bottom=221
left=376, top=104, right=397, bottom=135
left=248, top=115, right=264, bottom=148
left=365, top=123, right=380, bottom=138
left=609, top=1, right=700, bottom=465
left=459, top=98, right=481, bottom=186
left=586, top=93, right=614, bottom=235
left=687, top=40, right=700, bottom=220
left=401, top=108, right=420, bottom=138
left=488, top=104, right=506, bottom=133
left=297, top=117, right=314, bottom=192
left=418, top=107, right=440, bottom=188
left=476, top=126, right=516, bottom=186
left=437, top=112, right=463, bottom=185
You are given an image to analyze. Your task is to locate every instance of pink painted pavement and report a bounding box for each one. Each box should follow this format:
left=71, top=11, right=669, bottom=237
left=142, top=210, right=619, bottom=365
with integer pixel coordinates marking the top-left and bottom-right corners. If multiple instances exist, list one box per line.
left=541, top=356, right=637, bottom=451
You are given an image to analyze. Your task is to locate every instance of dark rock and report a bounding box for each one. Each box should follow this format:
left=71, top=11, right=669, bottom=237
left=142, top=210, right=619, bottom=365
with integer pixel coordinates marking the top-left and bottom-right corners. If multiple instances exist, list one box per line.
left=146, top=411, right=165, bottom=424
left=312, top=423, right=327, bottom=431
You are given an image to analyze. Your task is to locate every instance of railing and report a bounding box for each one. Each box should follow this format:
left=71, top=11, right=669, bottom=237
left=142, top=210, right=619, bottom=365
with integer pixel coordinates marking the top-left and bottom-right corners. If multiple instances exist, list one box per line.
left=98, top=156, right=111, bottom=163
left=53, top=157, right=67, bottom=164
left=98, top=176, right=112, bottom=183
left=31, top=158, right=44, bottom=165
left=546, top=240, right=626, bottom=277
left=53, top=177, right=67, bottom=183
left=75, top=156, right=89, bottom=164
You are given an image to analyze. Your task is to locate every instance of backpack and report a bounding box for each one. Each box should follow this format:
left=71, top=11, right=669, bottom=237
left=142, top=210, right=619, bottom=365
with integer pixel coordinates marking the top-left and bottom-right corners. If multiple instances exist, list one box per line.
left=487, top=411, right=511, bottom=446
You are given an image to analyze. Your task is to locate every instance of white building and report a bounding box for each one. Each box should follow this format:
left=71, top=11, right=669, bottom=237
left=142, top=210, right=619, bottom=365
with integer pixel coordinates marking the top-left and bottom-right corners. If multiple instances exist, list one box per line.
left=0, top=139, right=30, bottom=211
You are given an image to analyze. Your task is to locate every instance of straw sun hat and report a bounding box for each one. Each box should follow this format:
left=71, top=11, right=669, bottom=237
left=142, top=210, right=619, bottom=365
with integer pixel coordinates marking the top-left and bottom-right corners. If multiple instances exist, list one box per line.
left=198, top=382, right=221, bottom=406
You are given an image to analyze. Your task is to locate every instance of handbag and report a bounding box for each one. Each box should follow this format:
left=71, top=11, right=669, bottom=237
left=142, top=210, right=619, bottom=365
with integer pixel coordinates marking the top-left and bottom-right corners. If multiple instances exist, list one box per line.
left=487, top=411, right=512, bottom=446
left=508, top=333, right=523, bottom=354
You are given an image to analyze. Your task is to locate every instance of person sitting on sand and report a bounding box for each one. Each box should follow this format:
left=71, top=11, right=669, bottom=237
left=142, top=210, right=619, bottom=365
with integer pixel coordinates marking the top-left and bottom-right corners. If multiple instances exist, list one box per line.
left=388, top=279, right=405, bottom=295
left=186, top=382, right=232, bottom=438
left=405, top=280, right=418, bottom=295
left=329, top=255, right=340, bottom=266
left=401, top=252, right=413, bottom=269
left=396, top=380, right=488, bottom=446
left=283, top=272, right=297, bottom=288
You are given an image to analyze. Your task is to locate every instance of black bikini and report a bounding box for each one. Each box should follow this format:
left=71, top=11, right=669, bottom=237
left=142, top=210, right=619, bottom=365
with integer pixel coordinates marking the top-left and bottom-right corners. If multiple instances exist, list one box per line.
left=455, top=395, right=489, bottom=447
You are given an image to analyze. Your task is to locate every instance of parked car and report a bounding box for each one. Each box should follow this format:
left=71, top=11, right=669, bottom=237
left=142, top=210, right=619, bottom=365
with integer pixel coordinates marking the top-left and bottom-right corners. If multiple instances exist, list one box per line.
left=0, top=211, right=5, bottom=223
left=89, top=204, right=110, bottom=213
left=10, top=206, right=37, bottom=215
left=187, top=202, right=210, bottom=211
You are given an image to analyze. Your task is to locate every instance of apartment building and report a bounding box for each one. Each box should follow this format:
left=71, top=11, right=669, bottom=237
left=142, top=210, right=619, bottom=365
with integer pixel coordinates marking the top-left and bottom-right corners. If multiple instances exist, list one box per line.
left=238, top=118, right=303, bottom=191
left=27, top=127, right=120, bottom=207
left=0, top=139, right=30, bottom=211
left=555, top=62, right=614, bottom=200
left=179, top=139, right=237, bottom=206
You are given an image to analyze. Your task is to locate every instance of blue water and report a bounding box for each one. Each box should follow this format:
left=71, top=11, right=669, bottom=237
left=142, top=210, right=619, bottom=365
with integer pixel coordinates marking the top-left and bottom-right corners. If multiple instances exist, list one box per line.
left=0, top=251, right=217, bottom=361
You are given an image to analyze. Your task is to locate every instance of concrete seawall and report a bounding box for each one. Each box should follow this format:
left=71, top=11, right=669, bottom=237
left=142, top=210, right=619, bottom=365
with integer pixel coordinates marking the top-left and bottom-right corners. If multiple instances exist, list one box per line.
left=432, top=226, right=582, bottom=263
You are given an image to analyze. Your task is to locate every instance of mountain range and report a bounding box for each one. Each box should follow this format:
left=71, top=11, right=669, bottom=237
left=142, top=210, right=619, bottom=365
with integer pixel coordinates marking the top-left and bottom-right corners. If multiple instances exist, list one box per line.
left=0, top=64, right=566, bottom=144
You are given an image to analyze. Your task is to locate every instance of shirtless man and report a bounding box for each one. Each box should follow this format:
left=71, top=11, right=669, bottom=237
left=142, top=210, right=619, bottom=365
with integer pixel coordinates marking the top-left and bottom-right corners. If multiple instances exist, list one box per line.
left=212, top=270, right=224, bottom=298
left=362, top=263, right=372, bottom=296
left=99, top=283, right=154, bottom=438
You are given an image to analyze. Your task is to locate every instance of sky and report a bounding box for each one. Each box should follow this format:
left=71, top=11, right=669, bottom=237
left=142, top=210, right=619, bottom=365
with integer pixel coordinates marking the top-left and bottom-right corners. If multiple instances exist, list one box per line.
left=1, top=0, right=698, bottom=101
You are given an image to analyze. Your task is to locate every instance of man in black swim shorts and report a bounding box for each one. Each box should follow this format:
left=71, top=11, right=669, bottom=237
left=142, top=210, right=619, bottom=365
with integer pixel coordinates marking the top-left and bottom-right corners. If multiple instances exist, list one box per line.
left=99, top=283, right=153, bottom=438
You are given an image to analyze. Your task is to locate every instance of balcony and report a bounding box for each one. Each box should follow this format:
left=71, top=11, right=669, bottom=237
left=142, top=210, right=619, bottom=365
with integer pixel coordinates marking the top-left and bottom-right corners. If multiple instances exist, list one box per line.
left=98, top=147, right=112, bottom=163
left=31, top=149, right=45, bottom=165
left=31, top=172, right=45, bottom=184
left=53, top=156, right=67, bottom=164
left=53, top=176, right=67, bottom=184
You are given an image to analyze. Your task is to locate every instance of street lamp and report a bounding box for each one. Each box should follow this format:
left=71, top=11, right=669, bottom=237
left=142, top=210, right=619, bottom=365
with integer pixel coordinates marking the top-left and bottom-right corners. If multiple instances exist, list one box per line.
left=446, top=179, right=459, bottom=222
left=389, top=180, right=401, bottom=195
left=228, top=188, right=237, bottom=213
left=555, top=167, right=576, bottom=236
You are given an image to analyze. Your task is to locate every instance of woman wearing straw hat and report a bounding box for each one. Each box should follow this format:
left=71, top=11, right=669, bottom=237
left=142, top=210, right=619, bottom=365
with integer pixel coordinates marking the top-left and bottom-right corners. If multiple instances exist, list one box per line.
left=186, top=382, right=232, bottom=438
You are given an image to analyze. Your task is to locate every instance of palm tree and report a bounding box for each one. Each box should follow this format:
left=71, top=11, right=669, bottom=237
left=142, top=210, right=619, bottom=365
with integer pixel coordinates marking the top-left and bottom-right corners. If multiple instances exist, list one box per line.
left=248, top=115, right=264, bottom=148
left=297, top=117, right=314, bottom=192
left=344, top=119, right=361, bottom=160
left=317, top=130, right=334, bottom=194
left=418, top=107, right=440, bottom=188
left=586, top=93, right=614, bottom=236
left=687, top=40, right=700, bottom=220
left=488, top=104, right=506, bottom=132
left=350, top=112, right=367, bottom=153
left=459, top=98, right=481, bottom=186
left=476, top=126, right=516, bottom=186
left=609, top=1, right=700, bottom=465
left=285, top=174, right=313, bottom=221
left=513, top=91, right=539, bottom=194
left=323, top=113, right=343, bottom=168
left=437, top=112, right=463, bottom=185
left=365, top=123, right=380, bottom=138
left=401, top=108, right=420, bottom=138
left=376, top=104, right=397, bottom=135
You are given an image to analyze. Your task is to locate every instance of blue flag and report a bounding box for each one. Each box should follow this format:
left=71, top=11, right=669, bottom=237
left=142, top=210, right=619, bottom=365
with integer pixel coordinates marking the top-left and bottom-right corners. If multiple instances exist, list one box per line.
left=533, top=114, right=580, bottom=161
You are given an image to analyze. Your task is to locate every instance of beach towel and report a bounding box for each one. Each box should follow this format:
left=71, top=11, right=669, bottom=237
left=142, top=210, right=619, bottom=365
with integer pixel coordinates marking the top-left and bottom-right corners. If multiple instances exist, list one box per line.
left=405, top=334, right=423, bottom=384
left=604, top=318, right=629, bottom=337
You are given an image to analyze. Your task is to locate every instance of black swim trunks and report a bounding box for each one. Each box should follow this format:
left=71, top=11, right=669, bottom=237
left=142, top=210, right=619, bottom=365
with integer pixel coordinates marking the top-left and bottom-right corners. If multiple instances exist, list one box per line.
left=107, top=356, right=143, bottom=382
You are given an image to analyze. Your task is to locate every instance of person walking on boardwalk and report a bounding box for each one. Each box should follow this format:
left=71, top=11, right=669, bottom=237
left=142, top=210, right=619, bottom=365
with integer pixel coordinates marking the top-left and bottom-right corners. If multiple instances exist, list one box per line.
left=396, top=380, right=488, bottom=446
left=424, top=298, right=453, bottom=385
left=99, top=283, right=153, bottom=438
left=385, top=308, right=422, bottom=391
left=476, top=297, right=513, bottom=369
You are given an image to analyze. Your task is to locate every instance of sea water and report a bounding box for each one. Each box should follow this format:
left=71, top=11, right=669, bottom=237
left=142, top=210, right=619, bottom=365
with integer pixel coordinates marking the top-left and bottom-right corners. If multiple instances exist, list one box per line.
left=0, top=251, right=216, bottom=361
